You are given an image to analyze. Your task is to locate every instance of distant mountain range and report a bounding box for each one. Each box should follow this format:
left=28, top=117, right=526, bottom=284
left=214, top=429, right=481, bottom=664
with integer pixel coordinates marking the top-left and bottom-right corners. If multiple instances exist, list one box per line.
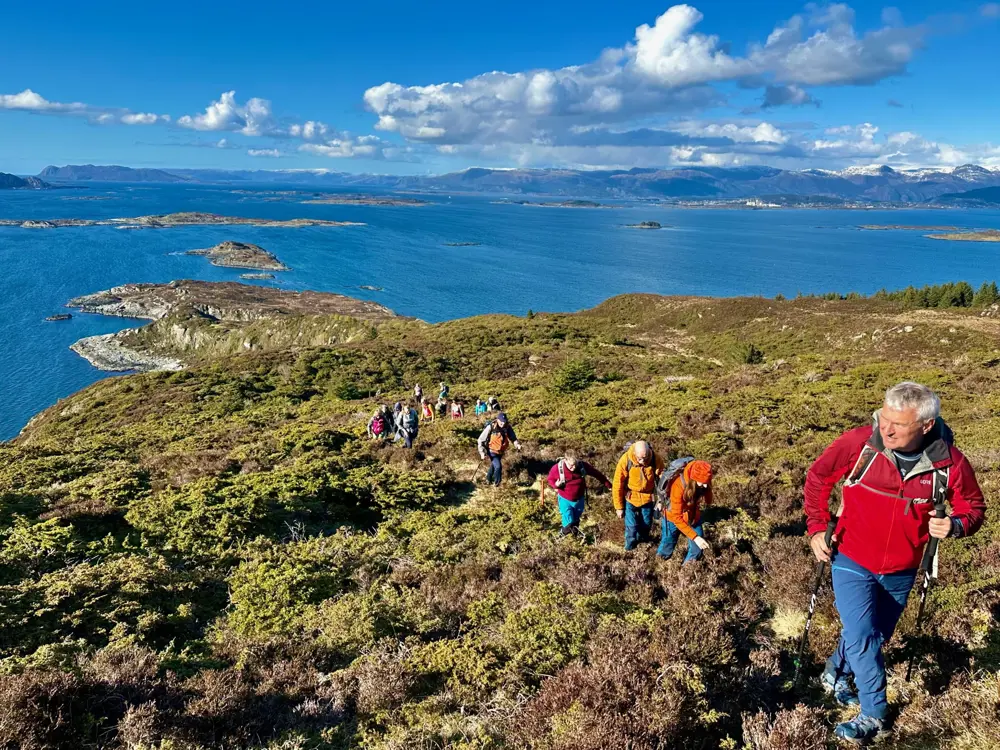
left=26, top=163, right=1000, bottom=203
left=934, top=185, right=1000, bottom=207
left=0, top=172, right=50, bottom=189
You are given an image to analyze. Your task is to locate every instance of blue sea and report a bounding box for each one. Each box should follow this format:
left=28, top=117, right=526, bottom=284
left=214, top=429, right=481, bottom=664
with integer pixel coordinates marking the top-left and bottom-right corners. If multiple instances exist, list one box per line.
left=1, top=182, right=999, bottom=439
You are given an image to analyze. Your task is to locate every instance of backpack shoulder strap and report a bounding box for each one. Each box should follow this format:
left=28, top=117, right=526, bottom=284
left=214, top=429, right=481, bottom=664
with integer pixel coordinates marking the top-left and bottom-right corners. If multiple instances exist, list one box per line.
left=558, top=460, right=566, bottom=484
left=846, top=445, right=878, bottom=486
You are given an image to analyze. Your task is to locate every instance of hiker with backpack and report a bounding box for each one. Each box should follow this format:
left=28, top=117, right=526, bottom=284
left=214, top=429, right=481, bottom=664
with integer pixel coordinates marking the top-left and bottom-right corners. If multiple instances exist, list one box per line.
left=450, top=400, right=464, bottom=420
left=421, top=398, right=434, bottom=422
left=612, top=441, right=665, bottom=550
left=655, top=458, right=713, bottom=562
left=439, top=382, right=449, bottom=400
left=475, top=399, right=487, bottom=417
left=436, top=396, right=448, bottom=418
left=477, top=412, right=521, bottom=486
left=804, top=382, right=986, bottom=744
left=396, top=401, right=420, bottom=449
left=367, top=406, right=391, bottom=440
left=547, top=452, right=612, bottom=537
left=413, top=383, right=423, bottom=404
left=487, top=396, right=501, bottom=413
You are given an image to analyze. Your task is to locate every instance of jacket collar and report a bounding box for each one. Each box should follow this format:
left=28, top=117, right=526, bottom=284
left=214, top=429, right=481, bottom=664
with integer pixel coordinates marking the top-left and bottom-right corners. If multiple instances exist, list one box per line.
left=868, top=410, right=953, bottom=472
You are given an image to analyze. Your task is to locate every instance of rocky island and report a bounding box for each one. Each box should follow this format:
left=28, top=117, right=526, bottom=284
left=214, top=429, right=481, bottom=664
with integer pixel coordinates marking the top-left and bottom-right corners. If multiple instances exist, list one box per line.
left=859, top=225, right=960, bottom=231
left=493, top=199, right=610, bottom=208
left=925, top=229, right=1000, bottom=242
left=0, top=171, right=50, bottom=189
left=186, top=241, right=289, bottom=271
left=302, top=194, right=428, bottom=206
left=66, top=280, right=399, bottom=372
left=626, top=221, right=663, bottom=229
left=44, top=313, right=72, bottom=322
left=240, top=273, right=276, bottom=280
left=0, top=212, right=365, bottom=229
left=444, top=241, right=482, bottom=247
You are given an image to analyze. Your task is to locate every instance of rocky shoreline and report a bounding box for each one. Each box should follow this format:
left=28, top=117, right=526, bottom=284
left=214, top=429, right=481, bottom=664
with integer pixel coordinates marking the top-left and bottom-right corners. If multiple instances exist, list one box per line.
left=70, top=334, right=185, bottom=373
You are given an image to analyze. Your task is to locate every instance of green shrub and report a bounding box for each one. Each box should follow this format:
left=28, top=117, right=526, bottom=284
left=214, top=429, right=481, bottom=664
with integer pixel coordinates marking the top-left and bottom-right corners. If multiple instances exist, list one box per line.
left=552, top=359, right=596, bottom=394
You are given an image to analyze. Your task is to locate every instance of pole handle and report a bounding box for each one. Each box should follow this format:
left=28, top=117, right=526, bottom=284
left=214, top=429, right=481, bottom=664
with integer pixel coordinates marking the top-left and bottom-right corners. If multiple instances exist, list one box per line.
left=823, top=518, right=837, bottom=549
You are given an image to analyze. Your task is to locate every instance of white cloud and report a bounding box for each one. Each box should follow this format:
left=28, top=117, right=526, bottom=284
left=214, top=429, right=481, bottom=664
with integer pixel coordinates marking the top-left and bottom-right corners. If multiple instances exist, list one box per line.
left=0, top=88, right=167, bottom=125
left=298, top=134, right=394, bottom=159
left=247, top=148, right=282, bottom=157
left=177, top=91, right=276, bottom=135
left=364, top=3, right=928, bottom=151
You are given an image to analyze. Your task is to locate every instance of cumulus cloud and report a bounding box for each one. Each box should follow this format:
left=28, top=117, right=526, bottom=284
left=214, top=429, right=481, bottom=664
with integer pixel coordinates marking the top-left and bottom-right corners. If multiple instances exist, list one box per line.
left=364, top=3, right=928, bottom=151
left=247, top=148, right=282, bottom=157
left=177, top=91, right=277, bottom=135
left=0, top=88, right=168, bottom=125
left=298, top=134, right=395, bottom=159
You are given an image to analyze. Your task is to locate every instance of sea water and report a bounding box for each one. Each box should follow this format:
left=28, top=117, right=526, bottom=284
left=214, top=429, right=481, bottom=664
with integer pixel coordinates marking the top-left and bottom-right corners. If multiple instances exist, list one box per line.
left=1, top=182, right=998, bottom=439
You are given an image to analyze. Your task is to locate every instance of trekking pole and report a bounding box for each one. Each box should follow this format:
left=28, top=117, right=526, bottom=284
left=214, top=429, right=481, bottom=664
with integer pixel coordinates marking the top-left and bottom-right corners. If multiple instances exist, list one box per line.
left=793, top=518, right=838, bottom=685
left=905, top=501, right=947, bottom=682
left=471, top=457, right=486, bottom=483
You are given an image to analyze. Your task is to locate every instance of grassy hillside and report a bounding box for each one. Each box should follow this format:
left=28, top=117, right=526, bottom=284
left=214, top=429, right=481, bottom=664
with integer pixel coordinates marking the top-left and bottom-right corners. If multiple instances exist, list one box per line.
left=2, top=293, right=999, bottom=749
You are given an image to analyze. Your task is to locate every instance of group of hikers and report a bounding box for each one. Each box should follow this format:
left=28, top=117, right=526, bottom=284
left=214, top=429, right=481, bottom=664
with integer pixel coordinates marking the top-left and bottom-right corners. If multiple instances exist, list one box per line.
left=366, top=385, right=503, bottom=449
left=362, top=379, right=987, bottom=743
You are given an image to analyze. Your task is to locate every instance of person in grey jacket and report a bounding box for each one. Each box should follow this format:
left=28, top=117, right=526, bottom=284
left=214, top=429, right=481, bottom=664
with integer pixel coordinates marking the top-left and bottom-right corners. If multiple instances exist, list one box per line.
left=396, top=402, right=420, bottom=449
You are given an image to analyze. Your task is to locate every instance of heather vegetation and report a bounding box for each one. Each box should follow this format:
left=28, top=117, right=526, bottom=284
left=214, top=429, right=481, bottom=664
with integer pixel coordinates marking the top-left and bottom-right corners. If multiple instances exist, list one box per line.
left=2, top=291, right=999, bottom=749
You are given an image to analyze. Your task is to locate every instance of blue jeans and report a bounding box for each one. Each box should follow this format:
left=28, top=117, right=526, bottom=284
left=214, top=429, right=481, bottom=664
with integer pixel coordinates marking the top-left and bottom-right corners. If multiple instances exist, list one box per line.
left=485, top=454, right=503, bottom=486
left=558, top=494, right=585, bottom=528
left=825, top=552, right=917, bottom=720
left=402, top=427, right=418, bottom=448
left=624, top=501, right=655, bottom=550
left=657, top=518, right=704, bottom=563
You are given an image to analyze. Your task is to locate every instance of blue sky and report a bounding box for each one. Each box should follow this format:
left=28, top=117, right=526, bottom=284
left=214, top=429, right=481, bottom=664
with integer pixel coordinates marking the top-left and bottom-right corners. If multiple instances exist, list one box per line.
left=1, top=0, right=998, bottom=174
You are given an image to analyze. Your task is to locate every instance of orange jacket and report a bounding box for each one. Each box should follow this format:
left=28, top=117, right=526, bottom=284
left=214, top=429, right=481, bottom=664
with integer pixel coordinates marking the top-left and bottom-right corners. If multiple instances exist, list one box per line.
left=612, top=446, right=665, bottom=510
left=663, top=462, right=713, bottom=540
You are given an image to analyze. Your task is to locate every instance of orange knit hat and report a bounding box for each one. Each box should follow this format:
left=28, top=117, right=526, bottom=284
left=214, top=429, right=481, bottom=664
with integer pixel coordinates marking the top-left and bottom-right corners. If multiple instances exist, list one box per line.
left=688, top=460, right=713, bottom=484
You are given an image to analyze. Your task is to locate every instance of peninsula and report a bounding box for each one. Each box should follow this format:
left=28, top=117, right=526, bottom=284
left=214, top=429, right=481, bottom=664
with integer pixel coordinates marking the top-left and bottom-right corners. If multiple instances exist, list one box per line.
left=0, top=212, right=364, bottom=229
left=66, top=280, right=398, bottom=372
left=186, top=241, right=289, bottom=271
left=859, top=225, right=960, bottom=231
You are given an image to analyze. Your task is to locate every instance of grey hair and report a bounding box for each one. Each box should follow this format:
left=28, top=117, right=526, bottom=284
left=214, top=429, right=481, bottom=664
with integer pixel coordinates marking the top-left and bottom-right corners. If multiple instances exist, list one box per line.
left=884, top=381, right=940, bottom=422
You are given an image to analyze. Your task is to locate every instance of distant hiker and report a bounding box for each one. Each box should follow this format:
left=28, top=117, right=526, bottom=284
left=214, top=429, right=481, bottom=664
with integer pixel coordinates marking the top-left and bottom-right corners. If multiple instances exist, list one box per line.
left=612, top=441, right=665, bottom=550
left=439, top=382, right=449, bottom=400
left=367, top=406, right=391, bottom=440
left=414, top=383, right=423, bottom=404
left=396, top=402, right=420, bottom=449
left=436, top=396, right=448, bottom=418
left=656, top=458, right=713, bottom=563
left=421, top=398, right=434, bottom=422
left=804, top=381, right=986, bottom=744
left=487, top=396, right=501, bottom=413
left=477, top=412, right=521, bottom=486
left=451, top=400, right=464, bottom=420
left=475, top=399, right=487, bottom=417
left=547, top=452, right=611, bottom=537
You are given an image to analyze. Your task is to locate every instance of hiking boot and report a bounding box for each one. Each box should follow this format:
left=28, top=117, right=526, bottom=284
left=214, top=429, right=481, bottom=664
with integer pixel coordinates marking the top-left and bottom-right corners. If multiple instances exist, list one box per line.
left=821, top=670, right=860, bottom=707
left=834, top=714, right=884, bottom=744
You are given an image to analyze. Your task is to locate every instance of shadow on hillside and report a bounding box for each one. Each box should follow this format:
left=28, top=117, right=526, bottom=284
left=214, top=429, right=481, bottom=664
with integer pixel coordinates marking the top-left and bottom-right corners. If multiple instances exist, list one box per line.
left=888, top=634, right=973, bottom=695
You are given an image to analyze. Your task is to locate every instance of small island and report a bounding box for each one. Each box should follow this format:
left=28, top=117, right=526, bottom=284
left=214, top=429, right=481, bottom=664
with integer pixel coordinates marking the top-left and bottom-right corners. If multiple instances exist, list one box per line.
left=925, top=229, right=1000, bottom=242
left=492, top=199, right=611, bottom=208
left=186, top=241, right=289, bottom=271
left=44, top=314, right=72, bottom=322
left=240, top=273, right=276, bottom=280
left=0, top=212, right=365, bottom=229
left=359, top=285, right=384, bottom=291
left=302, top=194, right=428, bottom=206
left=625, top=221, right=663, bottom=229
left=859, top=225, right=960, bottom=231
left=444, top=242, right=482, bottom=247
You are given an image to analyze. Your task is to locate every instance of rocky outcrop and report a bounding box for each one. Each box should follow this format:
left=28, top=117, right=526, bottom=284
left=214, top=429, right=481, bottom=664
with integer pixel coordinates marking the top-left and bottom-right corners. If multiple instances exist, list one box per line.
left=71, top=334, right=185, bottom=372
left=186, top=241, right=289, bottom=271
left=66, top=280, right=402, bottom=372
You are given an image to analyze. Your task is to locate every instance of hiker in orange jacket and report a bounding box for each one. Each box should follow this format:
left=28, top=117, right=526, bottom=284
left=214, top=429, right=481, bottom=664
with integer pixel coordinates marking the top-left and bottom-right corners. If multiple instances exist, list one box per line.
left=657, top=459, right=713, bottom=562
left=612, top=441, right=665, bottom=550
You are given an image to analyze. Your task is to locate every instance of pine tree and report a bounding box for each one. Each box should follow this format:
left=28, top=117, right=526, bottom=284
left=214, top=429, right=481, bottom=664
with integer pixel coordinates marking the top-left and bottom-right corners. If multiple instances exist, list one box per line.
left=954, top=281, right=975, bottom=307
left=973, top=281, right=999, bottom=306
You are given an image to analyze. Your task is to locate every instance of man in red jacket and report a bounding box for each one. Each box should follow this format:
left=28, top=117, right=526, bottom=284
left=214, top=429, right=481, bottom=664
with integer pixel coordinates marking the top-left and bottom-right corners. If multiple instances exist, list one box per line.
left=547, top=452, right=611, bottom=538
left=804, top=381, right=985, bottom=744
